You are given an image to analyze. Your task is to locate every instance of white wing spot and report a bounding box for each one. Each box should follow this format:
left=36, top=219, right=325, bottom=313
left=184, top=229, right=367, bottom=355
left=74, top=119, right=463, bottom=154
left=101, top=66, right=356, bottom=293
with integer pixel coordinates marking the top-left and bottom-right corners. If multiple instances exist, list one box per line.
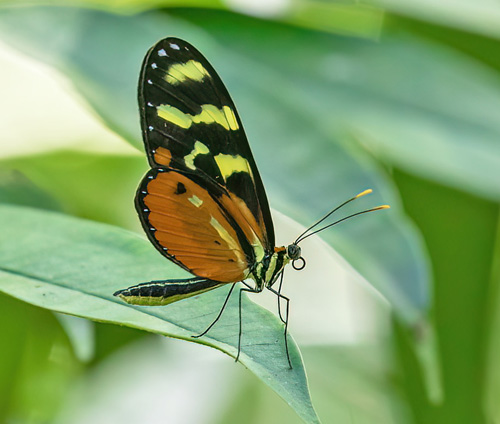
left=170, top=43, right=180, bottom=50
left=151, top=63, right=158, bottom=69
left=158, top=49, right=167, bottom=57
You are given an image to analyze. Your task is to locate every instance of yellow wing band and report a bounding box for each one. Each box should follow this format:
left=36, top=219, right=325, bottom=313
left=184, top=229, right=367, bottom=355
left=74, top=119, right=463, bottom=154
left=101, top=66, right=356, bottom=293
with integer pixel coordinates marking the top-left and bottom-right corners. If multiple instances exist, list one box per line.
left=164, top=60, right=210, bottom=85
left=214, top=153, right=253, bottom=182
left=157, top=104, right=239, bottom=131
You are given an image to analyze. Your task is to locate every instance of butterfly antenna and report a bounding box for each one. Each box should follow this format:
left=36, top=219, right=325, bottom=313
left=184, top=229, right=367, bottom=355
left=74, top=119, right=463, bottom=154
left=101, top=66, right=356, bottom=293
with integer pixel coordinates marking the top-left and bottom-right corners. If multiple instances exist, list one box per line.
left=294, top=189, right=374, bottom=244
left=296, top=204, right=390, bottom=244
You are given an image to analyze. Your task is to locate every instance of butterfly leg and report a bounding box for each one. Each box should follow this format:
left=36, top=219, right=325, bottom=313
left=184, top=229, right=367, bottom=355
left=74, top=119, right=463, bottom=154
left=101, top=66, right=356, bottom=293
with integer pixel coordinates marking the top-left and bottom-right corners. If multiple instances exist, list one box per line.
left=235, top=282, right=261, bottom=363
left=275, top=270, right=286, bottom=324
left=192, top=283, right=236, bottom=338
left=267, top=285, right=292, bottom=369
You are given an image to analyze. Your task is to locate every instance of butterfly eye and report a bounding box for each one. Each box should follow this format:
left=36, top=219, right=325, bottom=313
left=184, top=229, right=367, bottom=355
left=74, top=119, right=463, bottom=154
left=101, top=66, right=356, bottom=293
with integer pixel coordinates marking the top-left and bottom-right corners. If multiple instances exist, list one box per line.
left=286, top=244, right=301, bottom=260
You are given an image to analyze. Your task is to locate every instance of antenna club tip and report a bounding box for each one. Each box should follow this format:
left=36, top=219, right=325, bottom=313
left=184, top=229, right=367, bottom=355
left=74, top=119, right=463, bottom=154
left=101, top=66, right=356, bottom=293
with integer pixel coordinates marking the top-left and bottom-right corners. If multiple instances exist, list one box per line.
left=378, top=205, right=391, bottom=210
left=356, top=189, right=373, bottom=198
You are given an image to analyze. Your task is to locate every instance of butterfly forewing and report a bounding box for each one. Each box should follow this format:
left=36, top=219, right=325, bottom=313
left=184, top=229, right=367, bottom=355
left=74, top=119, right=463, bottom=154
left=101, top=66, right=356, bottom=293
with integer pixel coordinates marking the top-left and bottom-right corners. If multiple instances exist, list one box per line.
left=138, top=38, right=275, bottom=257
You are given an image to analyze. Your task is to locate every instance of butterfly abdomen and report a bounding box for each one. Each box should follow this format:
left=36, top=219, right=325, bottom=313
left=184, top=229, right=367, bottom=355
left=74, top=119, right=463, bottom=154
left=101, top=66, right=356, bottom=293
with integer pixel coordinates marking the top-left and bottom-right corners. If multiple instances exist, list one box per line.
left=114, top=277, right=223, bottom=306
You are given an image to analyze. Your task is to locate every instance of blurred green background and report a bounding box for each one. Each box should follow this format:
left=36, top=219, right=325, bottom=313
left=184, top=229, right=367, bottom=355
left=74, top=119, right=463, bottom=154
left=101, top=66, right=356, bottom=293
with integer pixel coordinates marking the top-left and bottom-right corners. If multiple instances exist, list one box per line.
left=0, top=1, right=499, bottom=423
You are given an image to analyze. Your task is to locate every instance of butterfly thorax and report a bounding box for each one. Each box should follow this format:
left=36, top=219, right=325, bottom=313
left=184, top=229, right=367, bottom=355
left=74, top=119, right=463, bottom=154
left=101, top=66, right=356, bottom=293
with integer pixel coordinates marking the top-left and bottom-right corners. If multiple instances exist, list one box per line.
left=247, top=246, right=288, bottom=291
left=248, top=243, right=301, bottom=291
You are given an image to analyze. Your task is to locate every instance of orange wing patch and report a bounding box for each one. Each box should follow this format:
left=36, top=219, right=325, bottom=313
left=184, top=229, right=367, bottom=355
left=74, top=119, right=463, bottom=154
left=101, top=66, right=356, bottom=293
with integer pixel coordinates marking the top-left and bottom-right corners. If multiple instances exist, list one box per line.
left=153, top=147, right=172, bottom=166
left=142, top=171, right=249, bottom=283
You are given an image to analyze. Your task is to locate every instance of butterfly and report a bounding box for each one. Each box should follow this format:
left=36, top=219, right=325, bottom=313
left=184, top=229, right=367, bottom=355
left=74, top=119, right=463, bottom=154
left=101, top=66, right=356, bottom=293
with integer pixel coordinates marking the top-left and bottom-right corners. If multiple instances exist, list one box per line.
left=114, top=37, right=389, bottom=368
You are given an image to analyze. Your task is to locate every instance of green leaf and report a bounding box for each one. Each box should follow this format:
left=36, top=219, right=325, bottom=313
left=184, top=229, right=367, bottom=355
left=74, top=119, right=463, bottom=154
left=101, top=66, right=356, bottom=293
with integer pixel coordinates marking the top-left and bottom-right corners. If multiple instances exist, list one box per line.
left=304, top=345, right=411, bottom=423
left=0, top=151, right=145, bottom=228
left=56, top=314, right=95, bottom=362
left=0, top=0, right=226, bottom=13
left=0, top=6, right=430, bottom=325
left=0, top=168, right=61, bottom=211
left=219, top=344, right=412, bottom=424
left=481, top=210, right=500, bottom=422
left=283, top=1, right=385, bottom=38
left=0, top=294, right=80, bottom=423
left=394, top=170, right=499, bottom=422
left=0, top=204, right=320, bottom=424
left=375, top=0, right=500, bottom=39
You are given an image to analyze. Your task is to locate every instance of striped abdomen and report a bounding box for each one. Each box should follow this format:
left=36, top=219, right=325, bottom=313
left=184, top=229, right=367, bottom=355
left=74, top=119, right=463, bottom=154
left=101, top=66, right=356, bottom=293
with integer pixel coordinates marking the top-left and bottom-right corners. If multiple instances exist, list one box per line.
left=114, top=277, right=223, bottom=306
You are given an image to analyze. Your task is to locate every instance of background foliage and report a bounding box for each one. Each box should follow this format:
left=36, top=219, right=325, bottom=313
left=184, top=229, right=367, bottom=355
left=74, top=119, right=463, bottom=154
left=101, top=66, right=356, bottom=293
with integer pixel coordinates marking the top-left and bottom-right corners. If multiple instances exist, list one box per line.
left=0, top=1, right=498, bottom=423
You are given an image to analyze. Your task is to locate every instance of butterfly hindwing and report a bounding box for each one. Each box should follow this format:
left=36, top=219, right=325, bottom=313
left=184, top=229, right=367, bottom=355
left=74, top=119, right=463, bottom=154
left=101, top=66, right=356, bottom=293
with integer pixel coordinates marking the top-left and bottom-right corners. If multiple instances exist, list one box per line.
left=136, top=167, right=258, bottom=283
left=138, top=37, right=275, bottom=254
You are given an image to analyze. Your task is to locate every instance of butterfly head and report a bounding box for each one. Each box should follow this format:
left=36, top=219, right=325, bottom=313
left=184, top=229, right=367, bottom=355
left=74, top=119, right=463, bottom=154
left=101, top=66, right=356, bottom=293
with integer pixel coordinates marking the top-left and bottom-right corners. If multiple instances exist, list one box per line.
left=286, top=243, right=301, bottom=260
left=286, top=243, right=306, bottom=271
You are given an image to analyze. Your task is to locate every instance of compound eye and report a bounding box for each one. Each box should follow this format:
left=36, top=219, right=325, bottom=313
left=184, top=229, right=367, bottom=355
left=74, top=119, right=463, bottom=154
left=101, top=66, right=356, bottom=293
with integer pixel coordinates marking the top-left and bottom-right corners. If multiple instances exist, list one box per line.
left=287, top=244, right=301, bottom=260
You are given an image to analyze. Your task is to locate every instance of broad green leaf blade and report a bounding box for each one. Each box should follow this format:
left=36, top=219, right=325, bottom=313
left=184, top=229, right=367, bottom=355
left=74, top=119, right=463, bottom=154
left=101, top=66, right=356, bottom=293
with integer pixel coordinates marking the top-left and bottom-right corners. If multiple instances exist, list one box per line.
left=282, top=2, right=385, bottom=39
left=0, top=204, right=320, bottom=424
left=484, top=211, right=500, bottom=421
left=0, top=6, right=430, bottom=324
left=217, top=343, right=413, bottom=423
left=0, top=151, right=145, bottom=228
left=394, top=171, right=499, bottom=421
left=0, top=0, right=226, bottom=13
left=0, top=166, right=98, bottom=365
left=375, top=0, right=500, bottom=39
left=0, top=168, right=61, bottom=211
left=0, top=294, right=80, bottom=423
left=56, top=314, right=95, bottom=362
